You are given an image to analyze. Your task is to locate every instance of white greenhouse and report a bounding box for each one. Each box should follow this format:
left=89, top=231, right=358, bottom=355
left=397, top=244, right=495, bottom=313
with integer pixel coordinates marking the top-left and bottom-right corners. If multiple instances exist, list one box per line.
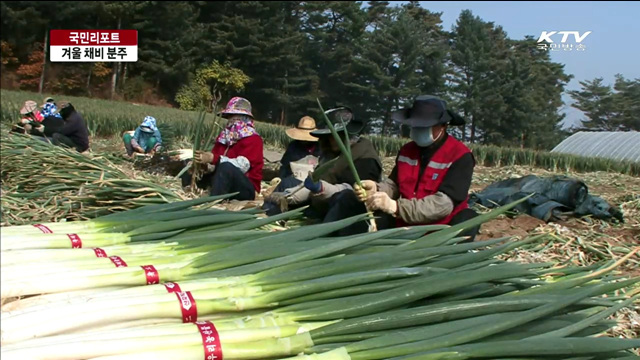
left=551, top=131, right=640, bottom=163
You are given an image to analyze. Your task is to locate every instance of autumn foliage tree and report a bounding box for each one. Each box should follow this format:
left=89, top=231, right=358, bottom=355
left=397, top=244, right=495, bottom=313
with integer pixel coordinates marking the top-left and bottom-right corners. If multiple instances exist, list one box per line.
left=15, top=44, right=44, bottom=91
left=1, top=41, right=19, bottom=67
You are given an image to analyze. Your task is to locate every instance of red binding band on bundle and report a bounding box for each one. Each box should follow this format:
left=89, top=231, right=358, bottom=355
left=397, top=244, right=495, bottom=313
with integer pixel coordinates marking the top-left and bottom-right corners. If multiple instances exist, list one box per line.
left=175, top=291, right=197, bottom=323
left=141, top=265, right=159, bottom=285
left=67, top=234, right=82, bottom=248
left=164, top=282, right=182, bottom=293
left=33, top=224, right=53, bottom=233
left=195, top=321, right=223, bottom=360
left=109, top=256, right=128, bottom=267
left=94, top=248, right=108, bottom=257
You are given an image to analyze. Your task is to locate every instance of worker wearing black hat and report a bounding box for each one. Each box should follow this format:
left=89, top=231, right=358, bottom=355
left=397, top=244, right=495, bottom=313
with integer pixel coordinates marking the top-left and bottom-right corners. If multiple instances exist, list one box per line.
left=353, top=95, right=480, bottom=242
left=265, top=106, right=383, bottom=228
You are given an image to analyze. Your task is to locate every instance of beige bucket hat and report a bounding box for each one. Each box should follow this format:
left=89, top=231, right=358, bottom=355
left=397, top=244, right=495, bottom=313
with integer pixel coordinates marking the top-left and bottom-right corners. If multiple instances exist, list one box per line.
left=285, top=116, right=318, bottom=142
left=20, top=100, right=39, bottom=115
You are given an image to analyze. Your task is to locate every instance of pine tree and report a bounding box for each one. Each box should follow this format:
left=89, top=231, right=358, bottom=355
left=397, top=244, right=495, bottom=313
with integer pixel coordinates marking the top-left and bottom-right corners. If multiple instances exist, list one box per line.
left=612, top=74, right=640, bottom=131
left=129, top=1, right=199, bottom=101
left=448, top=10, right=497, bottom=142
left=300, top=1, right=368, bottom=117
left=569, top=78, right=618, bottom=131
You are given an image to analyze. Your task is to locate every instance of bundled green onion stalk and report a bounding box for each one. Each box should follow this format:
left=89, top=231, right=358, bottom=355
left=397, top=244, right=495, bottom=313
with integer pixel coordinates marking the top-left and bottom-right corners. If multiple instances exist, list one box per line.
left=175, top=98, right=222, bottom=186
left=1, top=195, right=638, bottom=360
left=0, top=131, right=190, bottom=222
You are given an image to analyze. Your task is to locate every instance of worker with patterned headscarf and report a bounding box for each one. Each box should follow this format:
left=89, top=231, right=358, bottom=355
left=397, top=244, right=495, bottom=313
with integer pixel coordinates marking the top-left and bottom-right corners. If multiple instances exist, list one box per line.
left=183, top=96, right=264, bottom=201
left=123, top=116, right=163, bottom=157
left=40, top=97, right=63, bottom=119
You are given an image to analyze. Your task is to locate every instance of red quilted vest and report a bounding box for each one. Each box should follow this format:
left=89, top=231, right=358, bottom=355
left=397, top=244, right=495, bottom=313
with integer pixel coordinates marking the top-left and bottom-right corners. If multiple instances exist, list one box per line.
left=396, top=135, right=471, bottom=227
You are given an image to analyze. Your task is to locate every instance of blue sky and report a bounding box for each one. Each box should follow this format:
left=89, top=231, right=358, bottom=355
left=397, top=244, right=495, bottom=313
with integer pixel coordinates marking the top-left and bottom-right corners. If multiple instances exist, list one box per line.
left=410, top=1, right=640, bottom=128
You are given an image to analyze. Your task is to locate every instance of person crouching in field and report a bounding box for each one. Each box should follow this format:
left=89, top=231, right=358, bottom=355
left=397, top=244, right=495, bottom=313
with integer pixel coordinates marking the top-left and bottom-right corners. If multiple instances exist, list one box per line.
left=351, top=95, right=482, bottom=242
left=49, top=102, right=91, bottom=153
left=182, top=97, right=264, bottom=201
left=11, top=99, right=66, bottom=143
left=123, top=116, right=163, bottom=157
left=11, top=100, right=44, bottom=134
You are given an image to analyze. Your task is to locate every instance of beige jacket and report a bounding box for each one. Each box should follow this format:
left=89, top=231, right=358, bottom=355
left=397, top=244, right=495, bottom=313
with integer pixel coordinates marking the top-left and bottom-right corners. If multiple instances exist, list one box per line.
left=377, top=177, right=454, bottom=224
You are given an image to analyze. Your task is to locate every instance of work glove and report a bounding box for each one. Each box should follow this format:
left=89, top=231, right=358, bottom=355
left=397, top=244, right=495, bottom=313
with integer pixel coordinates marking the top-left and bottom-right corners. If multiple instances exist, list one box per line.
left=303, top=173, right=323, bottom=194
left=24, top=124, right=32, bottom=132
left=194, top=150, right=214, bottom=165
left=21, top=118, right=30, bottom=125
left=266, top=191, right=288, bottom=204
left=265, top=191, right=292, bottom=212
left=35, top=124, right=45, bottom=133
left=366, top=192, right=398, bottom=216
left=354, top=180, right=377, bottom=202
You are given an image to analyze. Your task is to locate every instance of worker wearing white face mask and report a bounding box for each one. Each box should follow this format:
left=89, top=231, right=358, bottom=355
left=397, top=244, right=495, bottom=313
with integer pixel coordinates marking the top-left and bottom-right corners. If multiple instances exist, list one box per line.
left=353, top=95, right=481, bottom=242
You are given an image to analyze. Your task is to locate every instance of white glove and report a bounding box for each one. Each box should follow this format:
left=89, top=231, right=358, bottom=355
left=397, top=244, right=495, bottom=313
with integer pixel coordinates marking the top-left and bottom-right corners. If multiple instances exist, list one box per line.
left=354, top=180, right=377, bottom=202
left=35, top=125, right=45, bottom=133
left=220, top=155, right=250, bottom=174
left=366, top=192, right=398, bottom=216
left=284, top=185, right=310, bottom=206
left=21, top=118, right=30, bottom=125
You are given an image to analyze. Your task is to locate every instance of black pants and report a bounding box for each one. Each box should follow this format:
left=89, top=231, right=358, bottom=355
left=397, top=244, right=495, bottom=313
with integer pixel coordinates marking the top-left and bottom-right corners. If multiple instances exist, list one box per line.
left=181, top=162, right=255, bottom=201
left=323, top=190, right=481, bottom=242
left=51, top=133, right=85, bottom=152
left=322, top=190, right=396, bottom=237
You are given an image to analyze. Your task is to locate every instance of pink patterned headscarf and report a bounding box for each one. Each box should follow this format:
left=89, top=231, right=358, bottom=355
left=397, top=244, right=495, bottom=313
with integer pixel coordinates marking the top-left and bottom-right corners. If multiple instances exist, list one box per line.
left=216, top=116, right=258, bottom=146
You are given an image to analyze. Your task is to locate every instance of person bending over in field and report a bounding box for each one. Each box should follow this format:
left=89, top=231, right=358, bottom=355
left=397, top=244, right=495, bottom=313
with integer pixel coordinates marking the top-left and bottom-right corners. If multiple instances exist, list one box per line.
left=182, top=97, right=264, bottom=201
left=123, top=116, right=163, bottom=157
left=352, top=95, right=481, bottom=242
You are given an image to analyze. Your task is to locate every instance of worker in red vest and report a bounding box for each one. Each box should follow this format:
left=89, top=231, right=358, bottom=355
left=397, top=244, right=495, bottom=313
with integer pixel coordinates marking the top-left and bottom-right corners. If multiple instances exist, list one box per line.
left=354, top=95, right=481, bottom=242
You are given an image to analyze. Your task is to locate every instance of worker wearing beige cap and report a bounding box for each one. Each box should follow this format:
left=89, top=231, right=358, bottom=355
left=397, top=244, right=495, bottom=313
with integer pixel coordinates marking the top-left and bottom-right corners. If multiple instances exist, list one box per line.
left=262, top=115, right=322, bottom=215
left=279, top=116, right=322, bottom=180
left=11, top=100, right=44, bottom=135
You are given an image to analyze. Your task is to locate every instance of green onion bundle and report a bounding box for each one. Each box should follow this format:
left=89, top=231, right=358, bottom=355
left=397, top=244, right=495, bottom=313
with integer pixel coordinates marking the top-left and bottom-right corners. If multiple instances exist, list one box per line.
left=1, top=196, right=638, bottom=360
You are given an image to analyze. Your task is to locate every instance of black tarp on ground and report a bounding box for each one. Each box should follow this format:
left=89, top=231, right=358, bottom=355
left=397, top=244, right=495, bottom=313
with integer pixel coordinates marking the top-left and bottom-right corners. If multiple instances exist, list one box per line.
left=468, top=175, right=624, bottom=223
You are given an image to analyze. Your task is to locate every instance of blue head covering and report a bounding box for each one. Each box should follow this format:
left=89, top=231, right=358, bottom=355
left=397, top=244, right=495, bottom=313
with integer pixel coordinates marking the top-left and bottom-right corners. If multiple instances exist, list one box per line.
left=41, top=102, right=62, bottom=119
left=140, top=116, right=158, bottom=133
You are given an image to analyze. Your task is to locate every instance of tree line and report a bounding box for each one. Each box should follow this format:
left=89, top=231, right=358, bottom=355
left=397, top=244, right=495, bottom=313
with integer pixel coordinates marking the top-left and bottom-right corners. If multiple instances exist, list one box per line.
left=1, top=1, right=638, bottom=150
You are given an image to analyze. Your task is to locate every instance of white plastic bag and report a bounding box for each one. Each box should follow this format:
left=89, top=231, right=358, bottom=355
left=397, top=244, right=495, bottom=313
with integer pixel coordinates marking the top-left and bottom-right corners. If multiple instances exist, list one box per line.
left=290, top=155, right=319, bottom=181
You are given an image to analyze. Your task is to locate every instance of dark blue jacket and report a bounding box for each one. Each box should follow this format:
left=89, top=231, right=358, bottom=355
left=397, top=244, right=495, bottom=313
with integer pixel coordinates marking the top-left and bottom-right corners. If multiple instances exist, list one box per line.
left=279, top=140, right=321, bottom=178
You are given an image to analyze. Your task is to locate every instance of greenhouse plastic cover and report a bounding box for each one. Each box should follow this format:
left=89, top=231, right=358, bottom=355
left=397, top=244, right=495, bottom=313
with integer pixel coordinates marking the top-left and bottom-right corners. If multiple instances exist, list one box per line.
left=551, top=131, right=640, bottom=163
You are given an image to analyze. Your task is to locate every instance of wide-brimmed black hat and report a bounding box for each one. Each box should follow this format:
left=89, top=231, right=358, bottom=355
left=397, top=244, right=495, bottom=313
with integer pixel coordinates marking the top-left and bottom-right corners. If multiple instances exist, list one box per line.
left=391, top=95, right=465, bottom=128
left=311, top=106, right=366, bottom=137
